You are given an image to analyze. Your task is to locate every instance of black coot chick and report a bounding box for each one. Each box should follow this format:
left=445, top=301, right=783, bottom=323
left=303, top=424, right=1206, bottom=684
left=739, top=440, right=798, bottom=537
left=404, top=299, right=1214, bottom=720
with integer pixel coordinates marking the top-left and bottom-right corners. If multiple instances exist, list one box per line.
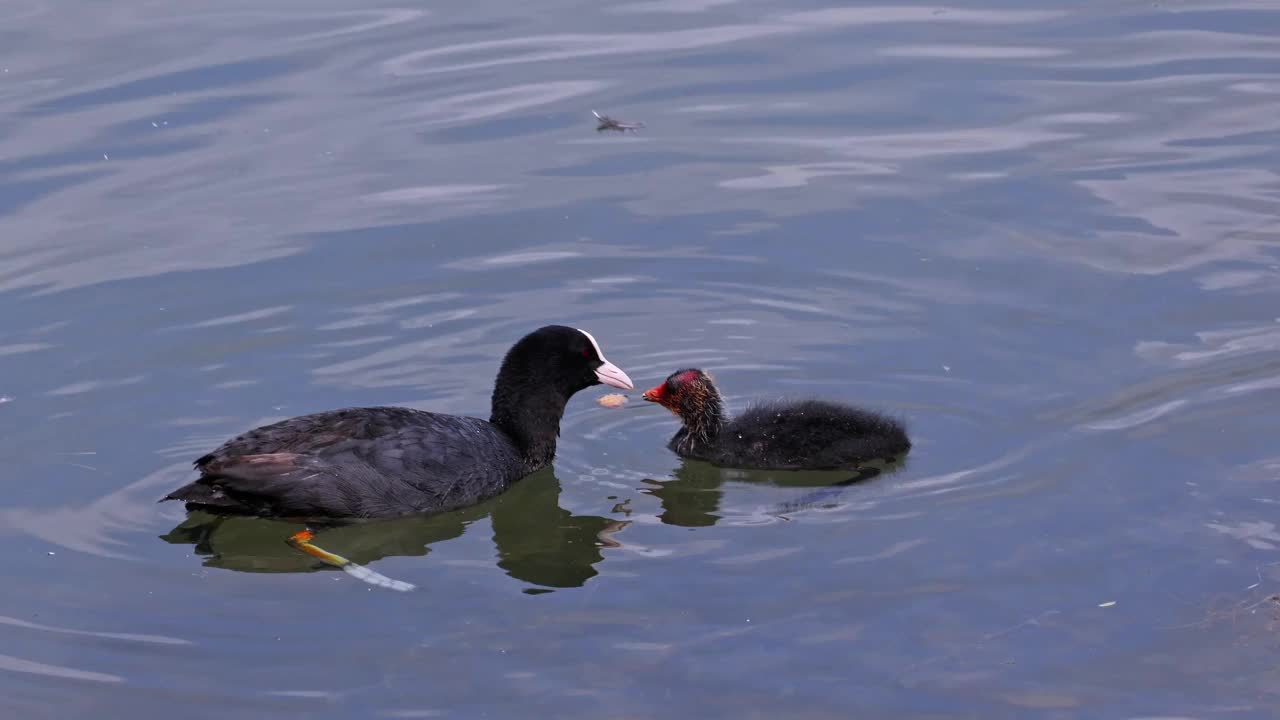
left=162, top=325, right=633, bottom=519
left=642, top=368, right=909, bottom=470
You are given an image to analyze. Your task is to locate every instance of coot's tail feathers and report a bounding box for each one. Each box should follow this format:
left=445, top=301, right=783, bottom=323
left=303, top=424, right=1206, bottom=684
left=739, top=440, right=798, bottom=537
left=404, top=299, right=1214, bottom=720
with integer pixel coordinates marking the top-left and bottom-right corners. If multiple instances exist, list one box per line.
left=840, top=405, right=910, bottom=460
left=160, top=482, right=203, bottom=503
left=797, top=400, right=911, bottom=465
left=160, top=481, right=247, bottom=511
left=161, top=453, right=312, bottom=513
left=849, top=421, right=911, bottom=459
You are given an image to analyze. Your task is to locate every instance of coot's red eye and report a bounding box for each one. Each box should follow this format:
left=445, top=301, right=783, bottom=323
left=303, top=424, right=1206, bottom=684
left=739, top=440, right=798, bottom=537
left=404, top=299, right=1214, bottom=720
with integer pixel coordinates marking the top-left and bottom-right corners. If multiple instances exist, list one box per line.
left=581, top=348, right=591, bottom=359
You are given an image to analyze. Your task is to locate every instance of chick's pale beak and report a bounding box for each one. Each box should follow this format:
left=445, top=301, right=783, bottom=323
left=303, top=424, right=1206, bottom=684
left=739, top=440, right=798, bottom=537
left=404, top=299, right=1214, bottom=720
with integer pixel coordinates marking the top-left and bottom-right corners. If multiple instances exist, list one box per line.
left=595, top=360, right=634, bottom=390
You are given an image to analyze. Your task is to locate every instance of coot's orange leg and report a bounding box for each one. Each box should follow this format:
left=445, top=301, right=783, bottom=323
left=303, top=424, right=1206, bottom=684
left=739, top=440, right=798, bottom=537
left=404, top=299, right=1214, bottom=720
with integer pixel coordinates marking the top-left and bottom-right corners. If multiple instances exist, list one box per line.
left=287, top=529, right=343, bottom=564
left=285, top=528, right=415, bottom=592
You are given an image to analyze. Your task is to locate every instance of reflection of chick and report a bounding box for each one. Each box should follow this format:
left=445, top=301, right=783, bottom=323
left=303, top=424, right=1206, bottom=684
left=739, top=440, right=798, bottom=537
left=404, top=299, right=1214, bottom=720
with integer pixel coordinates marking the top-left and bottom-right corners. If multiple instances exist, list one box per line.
left=643, top=368, right=910, bottom=470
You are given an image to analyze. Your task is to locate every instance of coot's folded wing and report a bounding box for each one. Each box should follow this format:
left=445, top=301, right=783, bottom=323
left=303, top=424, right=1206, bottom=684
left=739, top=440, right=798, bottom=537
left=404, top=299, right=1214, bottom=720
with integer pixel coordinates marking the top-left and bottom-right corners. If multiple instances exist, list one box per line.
left=194, top=406, right=434, bottom=462
left=165, top=408, right=520, bottom=518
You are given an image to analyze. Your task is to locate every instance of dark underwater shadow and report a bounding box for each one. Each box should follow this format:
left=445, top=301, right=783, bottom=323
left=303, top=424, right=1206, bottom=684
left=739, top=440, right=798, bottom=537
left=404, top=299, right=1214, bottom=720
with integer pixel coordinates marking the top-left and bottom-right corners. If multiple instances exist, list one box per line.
left=642, top=455, right=910, bottom=528
left=160, top=468, right=626, bottom=591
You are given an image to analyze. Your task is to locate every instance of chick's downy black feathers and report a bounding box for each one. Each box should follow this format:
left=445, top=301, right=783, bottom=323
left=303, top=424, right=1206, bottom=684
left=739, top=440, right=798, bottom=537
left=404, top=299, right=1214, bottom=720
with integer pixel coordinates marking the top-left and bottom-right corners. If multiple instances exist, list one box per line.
left=643, top=368, right=909, bottom=470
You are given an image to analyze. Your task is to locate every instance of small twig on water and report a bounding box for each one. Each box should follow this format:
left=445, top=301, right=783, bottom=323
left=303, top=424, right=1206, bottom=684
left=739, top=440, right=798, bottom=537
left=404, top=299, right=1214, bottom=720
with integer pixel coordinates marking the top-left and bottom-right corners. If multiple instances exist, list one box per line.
left=593, top=110, right=644, bottom=132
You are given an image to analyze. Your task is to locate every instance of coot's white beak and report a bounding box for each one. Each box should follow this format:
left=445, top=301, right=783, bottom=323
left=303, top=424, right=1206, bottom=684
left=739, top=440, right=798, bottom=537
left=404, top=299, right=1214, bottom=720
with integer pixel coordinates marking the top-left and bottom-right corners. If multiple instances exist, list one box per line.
left=595, top=360, right=633, bottom=390
left=576, top=327, right=634, bottom=390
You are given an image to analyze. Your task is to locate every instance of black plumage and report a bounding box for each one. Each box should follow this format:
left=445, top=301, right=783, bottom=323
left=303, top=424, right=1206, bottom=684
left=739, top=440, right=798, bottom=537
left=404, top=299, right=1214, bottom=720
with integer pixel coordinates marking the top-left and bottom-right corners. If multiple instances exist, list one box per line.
left=162, top=325, right=633, bottom=518
left=642, top=368, right=910, bottom=470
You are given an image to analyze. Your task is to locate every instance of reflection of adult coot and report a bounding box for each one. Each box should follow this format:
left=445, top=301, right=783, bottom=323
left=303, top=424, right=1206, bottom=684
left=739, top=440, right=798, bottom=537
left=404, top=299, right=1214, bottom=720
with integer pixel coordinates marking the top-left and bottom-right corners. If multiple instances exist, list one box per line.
left=490, top=469, right=624, bottom=590
left=642, top=460, right=894, bottom=528
left=161, top=470, right=622, bottom=591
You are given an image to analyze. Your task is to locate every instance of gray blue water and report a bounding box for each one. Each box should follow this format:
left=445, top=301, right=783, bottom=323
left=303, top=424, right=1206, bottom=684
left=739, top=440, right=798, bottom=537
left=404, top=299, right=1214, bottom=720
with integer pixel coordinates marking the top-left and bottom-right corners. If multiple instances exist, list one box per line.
left=3, top=1, right=1280, bottom=717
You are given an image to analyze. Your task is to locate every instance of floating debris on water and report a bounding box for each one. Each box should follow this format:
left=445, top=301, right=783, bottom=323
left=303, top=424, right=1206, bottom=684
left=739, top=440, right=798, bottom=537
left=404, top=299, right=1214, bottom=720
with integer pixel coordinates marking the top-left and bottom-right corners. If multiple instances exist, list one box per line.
left=593, top=110, right=644, bottom=132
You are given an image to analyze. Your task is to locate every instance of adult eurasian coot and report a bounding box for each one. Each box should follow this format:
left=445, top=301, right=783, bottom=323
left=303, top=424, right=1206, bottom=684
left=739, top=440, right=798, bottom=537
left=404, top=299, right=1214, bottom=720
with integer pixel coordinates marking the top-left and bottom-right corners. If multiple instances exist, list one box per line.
left=642, top=368, right=909, bottom=470
left=162, top=325, right=633, bottom=518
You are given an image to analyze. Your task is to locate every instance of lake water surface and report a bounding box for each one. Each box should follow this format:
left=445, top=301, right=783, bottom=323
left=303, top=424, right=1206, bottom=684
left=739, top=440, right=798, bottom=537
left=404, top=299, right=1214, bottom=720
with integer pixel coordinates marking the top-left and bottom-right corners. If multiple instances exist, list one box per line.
left=3, top=1, right=1280, bottom=717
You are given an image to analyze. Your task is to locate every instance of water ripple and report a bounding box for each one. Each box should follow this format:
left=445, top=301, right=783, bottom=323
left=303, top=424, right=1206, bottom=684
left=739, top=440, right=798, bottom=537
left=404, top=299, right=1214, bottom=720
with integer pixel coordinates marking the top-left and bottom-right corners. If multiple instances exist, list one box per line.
left=405, top=80, right=610, bottom=126
left=0, top=616, right=191, bottom=646
left=382, top=25, right=793, bottom=77
left=0, top=654, right=122, bottom=684
left=3, top=0, right=1280, bottom=714
left=878, top=45, right=1068, bottom=59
